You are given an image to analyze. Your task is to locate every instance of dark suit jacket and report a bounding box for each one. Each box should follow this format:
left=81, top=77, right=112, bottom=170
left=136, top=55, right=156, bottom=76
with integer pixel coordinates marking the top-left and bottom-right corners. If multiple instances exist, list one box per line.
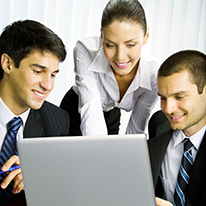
left=24, top=101, right=70, bottom=138
left=148, top=110, right=206, bottom=206
left=1, top=101, right=70, bottom=206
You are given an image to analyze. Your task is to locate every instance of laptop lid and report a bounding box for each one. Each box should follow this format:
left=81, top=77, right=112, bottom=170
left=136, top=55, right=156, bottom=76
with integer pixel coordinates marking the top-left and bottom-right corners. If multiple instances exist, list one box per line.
left=17, top=134, right=156, bottom=206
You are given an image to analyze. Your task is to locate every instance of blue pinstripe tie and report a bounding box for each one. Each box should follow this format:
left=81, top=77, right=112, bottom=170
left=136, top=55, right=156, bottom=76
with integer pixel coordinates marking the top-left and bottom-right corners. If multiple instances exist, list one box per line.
left=173, top=138, right=193, bottom=206
left=0, top=117, right=23, bottom=201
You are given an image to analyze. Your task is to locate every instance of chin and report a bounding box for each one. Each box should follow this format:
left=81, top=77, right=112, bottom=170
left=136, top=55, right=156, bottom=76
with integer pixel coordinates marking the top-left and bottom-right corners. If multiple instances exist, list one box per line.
left=115, top=69, right=131, bottom=76
left=29, top=102, right=44, bottom=110
left=170, top=123, right=184, bottom=131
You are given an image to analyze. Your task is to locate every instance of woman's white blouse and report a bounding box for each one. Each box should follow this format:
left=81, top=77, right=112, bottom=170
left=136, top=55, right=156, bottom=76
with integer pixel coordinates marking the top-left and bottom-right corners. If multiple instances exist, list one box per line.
left=73, top=36, right=159, bottom=135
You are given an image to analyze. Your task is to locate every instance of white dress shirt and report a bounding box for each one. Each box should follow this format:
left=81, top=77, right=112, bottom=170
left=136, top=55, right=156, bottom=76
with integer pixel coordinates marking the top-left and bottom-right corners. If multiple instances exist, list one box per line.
left=0, top=97, right=30, bottom=151
left=73, top=36, right=159, bottom=135
left=160, top=125, right=206, bottom=203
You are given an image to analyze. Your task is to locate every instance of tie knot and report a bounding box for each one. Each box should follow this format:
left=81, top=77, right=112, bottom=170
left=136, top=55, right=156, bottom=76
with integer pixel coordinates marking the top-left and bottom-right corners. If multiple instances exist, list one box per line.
left=7, top=117, right=23, bottom=133
left=184, top=138, right=193, bottom=152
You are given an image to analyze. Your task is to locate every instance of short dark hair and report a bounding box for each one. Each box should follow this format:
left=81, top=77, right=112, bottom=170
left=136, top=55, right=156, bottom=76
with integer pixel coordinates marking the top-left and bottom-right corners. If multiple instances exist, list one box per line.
left=0, top=20, right=67, bottom=80
left=101, top=0, right=147, bottom=36
left=158, top=50, right=206, bottom=94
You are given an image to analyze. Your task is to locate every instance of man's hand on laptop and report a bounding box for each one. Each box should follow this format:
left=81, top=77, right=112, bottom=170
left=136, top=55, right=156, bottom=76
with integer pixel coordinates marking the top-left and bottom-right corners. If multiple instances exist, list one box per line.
left=0, top=155, right=24, bottom=194
left=156, top=197, right=173, bottom=206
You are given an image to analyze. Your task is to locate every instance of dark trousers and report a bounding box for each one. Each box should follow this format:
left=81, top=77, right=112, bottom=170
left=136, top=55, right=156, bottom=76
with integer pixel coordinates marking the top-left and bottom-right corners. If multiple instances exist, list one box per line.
left=0, top=191, right=27, bottom=206
left=60, top=88, right=121, bottom=135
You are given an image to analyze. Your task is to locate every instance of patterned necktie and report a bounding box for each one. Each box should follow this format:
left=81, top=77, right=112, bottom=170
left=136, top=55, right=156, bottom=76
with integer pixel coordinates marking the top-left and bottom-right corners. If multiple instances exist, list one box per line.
left=0, top=117, right=23, bottom=201
left=173, top=138, right=193, bottom=206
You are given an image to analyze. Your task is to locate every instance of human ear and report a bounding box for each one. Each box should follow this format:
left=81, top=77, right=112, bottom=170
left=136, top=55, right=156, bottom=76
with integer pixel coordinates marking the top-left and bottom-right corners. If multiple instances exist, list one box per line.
left=100, top=28, right=102, bottom=38
left=143, top=27, right=149, bottom=45
left=100, top=28, right=104, bottom=40
left=100, top=28, right=104, bottom=45
left=1, top=53, right=13, bottom=74
left=202, top=85, right=206, bottom=96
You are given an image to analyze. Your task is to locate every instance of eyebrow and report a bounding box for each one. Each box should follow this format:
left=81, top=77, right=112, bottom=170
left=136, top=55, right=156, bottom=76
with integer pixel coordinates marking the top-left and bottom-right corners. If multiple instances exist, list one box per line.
left=157, top=91, right=189, bottom=97
left=31, top=64, right=47, bottom=69
left=31, top=64, right=59, bottom=73
left=104, top=38, right=138, bottom=44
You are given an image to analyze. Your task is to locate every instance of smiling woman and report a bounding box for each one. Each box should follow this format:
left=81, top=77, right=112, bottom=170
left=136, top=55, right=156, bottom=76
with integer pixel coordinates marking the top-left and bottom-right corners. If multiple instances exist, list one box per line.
left=60, top=0, right=159, bottom=136
left=102, top=21, right=149, bottom=100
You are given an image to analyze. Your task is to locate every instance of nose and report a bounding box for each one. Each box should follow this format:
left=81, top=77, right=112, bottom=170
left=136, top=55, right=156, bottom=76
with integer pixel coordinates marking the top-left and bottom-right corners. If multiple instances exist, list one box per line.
left=116, top=45, right=125, bottom=61
left=162, top=98, right=177, bottom=115
left=40, top=74, right=53, bottom=91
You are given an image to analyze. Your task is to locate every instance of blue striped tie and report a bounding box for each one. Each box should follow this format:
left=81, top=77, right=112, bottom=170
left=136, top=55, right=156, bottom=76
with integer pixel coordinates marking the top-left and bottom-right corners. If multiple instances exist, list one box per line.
left=0, top=117, right=23, bottom=201
left=173, top=138, right=193, bottom=206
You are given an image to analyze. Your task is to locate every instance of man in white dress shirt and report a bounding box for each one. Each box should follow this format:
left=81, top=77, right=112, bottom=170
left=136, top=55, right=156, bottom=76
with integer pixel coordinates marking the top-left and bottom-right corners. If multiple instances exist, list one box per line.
left=0, top=20, right=70, bottom=205
left=148, top=50, right=206, bottom=206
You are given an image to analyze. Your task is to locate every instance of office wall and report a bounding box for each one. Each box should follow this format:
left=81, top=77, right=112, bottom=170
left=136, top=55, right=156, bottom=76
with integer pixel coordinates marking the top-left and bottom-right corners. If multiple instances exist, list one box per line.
left=0, top=0, right=205, bottom=133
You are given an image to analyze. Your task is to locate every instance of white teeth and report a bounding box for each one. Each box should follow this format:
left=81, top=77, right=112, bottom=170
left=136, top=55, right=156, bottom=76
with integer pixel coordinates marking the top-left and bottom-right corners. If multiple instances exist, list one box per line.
left=172, top=114, right=184, bottom=119
left=34, top=91, right=44, bottom=97
left=116, top=62, right=128, bottom=66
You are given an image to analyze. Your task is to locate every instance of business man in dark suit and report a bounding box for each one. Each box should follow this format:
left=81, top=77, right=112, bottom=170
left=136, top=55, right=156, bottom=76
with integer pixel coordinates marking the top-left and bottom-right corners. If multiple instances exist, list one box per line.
left=0, top=20, right=70, bottom=205
left=148, top=50, right=206, bottom=206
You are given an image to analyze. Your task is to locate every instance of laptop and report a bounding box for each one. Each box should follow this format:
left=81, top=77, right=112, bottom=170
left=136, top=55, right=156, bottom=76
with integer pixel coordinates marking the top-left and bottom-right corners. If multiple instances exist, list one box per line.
left=17, top=134, right=156, bottom=206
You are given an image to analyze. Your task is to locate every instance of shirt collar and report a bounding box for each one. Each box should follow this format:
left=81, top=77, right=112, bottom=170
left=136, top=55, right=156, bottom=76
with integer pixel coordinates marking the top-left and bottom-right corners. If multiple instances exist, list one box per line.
left=0, top=97, right=30, bottom=129
left=172, top=125, right=206, bottom=150
left=87, top=46, right=110, bottom=73
left=133, top=51, right=152, bottom=90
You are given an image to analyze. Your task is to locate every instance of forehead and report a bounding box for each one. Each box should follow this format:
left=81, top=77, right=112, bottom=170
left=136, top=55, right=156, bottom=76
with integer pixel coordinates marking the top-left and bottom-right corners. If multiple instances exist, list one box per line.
left=18, top=50, right=60, bottom=74
left=26, top=50, right=57, bottom=59
left=20, top=50, right=59, bottom=65
left=102, top=20, right=144, bottom=40
left=157, top=71, right=197, bottom=96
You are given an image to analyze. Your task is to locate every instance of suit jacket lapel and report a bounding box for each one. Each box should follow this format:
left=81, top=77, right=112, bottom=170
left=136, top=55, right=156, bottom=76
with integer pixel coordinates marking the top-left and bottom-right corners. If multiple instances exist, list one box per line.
left=23, top=109, right=44, bottom=138
left=186, top=130, right=206, bottom=205
left=148, top=129, right=173, bottom=186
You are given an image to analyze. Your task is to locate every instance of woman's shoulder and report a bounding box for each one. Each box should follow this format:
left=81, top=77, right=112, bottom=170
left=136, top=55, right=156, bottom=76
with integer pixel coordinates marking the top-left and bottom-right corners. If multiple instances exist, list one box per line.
left=141, top=49, right=159, bottom=65
left=75, top=36, right=101, bottom=52
left=140, top=49, right=160, bottom=77
left=73, top=36, right=108, bottom=72
left=73, top=36, right=102, bottom=61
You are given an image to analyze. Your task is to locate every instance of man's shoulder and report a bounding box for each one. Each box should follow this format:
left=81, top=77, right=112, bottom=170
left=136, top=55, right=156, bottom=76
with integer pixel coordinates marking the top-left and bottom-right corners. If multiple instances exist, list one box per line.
left=34, top=101, right=69, bottom=122
left=150, top=110, right=168, bottom=124
left=26, top=101, right=70, bottom=136
left=41, top=100, right=67, bottom=113
left=148, top=110, right=171, bottom=138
